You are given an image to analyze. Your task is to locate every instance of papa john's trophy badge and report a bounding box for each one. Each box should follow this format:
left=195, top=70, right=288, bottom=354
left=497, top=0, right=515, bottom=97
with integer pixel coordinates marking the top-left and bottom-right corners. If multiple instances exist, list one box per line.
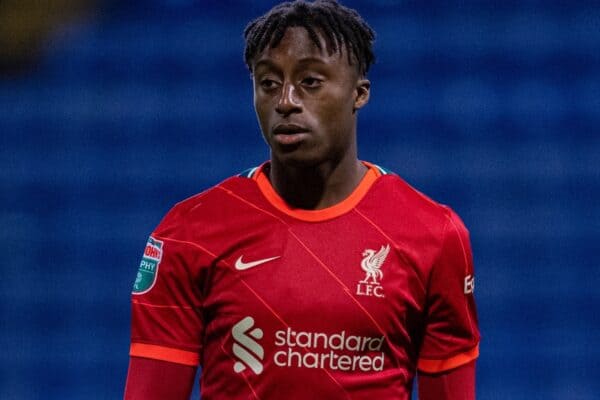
left=356, top=244, right=390, bottom=298
left=132, top=236, right=163, bottom=294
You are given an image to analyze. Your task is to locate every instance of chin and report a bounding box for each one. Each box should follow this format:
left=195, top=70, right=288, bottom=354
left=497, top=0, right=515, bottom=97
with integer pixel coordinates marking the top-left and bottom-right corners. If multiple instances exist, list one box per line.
left=271, top=149, right=325, bottom=168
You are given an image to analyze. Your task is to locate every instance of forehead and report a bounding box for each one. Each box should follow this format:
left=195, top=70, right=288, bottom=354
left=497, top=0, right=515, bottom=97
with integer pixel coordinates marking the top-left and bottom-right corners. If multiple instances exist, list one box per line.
left=252, top=26, right=349, bottom=71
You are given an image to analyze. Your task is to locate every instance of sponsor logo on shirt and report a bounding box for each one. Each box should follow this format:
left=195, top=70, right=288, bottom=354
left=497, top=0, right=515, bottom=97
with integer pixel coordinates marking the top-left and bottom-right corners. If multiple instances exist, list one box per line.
left=356, top=244, right=390, bottom=298
left=232, top=316, right=385, bottom=375
left=132, top=236, right=163, bottom=295
left=464, top=274, right=475, bottom=294
left=232, top=316, right=265, bottom=374
left=234, top=255, right=280, bottom=271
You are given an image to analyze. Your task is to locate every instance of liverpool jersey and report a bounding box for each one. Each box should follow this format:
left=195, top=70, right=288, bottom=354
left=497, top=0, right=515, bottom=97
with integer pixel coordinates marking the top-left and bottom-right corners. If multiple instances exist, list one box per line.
left=129, top=161, right=480, bottom=399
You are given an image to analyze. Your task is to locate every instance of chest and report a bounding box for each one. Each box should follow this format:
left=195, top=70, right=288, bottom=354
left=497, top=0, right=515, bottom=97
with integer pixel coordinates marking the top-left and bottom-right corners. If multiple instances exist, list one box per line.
left=200, top=219, right=427, bottom=340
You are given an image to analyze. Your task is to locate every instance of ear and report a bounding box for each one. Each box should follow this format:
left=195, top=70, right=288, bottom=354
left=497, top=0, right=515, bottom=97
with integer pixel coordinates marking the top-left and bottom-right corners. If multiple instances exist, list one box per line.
left=353, top=78, right=370, bottom=111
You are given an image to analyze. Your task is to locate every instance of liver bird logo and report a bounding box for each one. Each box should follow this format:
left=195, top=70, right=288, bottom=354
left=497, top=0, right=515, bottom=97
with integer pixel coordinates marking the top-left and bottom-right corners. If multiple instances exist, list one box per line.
left=360, top=244, right=390, bottom=284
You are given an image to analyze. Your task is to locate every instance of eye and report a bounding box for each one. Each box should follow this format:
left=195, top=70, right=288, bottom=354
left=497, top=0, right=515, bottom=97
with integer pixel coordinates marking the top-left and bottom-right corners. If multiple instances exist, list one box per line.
left=301, top=77, right=323, bottom=88
left=260, top=79, right=279, bottom=90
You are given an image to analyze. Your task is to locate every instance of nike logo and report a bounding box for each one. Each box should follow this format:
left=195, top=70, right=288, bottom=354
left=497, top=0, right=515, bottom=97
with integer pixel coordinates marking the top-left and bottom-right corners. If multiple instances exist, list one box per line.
left=235, top=255, right=280, bottom=271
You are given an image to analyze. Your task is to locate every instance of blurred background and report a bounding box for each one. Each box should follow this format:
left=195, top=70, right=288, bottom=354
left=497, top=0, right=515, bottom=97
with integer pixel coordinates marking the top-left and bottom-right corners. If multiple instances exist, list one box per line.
left=1, top=0, right=598, bottom=399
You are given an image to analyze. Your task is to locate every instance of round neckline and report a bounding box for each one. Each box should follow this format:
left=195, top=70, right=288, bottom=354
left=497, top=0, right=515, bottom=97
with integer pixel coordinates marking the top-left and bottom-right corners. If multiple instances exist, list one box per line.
left=252, top=161, right=382, bottom=222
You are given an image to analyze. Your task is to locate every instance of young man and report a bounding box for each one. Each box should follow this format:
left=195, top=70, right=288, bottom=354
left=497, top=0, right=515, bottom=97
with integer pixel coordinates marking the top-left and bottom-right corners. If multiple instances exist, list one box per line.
left=124, top=1, right=479, bottom=399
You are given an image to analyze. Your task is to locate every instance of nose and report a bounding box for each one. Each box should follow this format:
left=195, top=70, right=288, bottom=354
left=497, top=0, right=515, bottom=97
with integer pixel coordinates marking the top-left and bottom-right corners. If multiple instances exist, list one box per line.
left=275, top=82, right=302, bottom=116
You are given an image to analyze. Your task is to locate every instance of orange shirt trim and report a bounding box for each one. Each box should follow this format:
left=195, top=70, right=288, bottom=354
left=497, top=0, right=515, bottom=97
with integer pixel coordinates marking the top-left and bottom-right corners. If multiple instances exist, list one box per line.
left=129, top=343, right=200, bottom=366
left=417, top=344, right=479, bottom=374
left=253, top=161, right=382, bottom=222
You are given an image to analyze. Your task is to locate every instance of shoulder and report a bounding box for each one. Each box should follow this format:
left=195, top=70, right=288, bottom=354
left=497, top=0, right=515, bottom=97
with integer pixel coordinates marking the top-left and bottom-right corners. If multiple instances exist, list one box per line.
left=364, top=166, right=459, bottom=230
left=358, top=164, right=469, bottom=274
left=153, top=168, right=263, bottom=239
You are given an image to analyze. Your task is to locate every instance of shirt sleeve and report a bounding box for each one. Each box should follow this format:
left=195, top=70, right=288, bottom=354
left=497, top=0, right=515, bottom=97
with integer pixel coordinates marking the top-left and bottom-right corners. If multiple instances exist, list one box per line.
left=129, top=207, right=208, bottom=367
left=418, top=360, right=476, bottom=399
left=417, top=208, right=480, bottom=374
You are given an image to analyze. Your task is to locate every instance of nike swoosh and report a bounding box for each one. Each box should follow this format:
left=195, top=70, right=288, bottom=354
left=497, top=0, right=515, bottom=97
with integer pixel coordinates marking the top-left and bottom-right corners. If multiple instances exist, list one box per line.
left=235, top=255, right=280, bottom=270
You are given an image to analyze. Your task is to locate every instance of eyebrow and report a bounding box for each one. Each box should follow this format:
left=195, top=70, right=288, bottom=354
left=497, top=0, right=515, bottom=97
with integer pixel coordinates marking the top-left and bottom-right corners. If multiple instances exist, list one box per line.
left=296, top=57, right=329, bottom=66
left=253, top=56, right=329, bottom=72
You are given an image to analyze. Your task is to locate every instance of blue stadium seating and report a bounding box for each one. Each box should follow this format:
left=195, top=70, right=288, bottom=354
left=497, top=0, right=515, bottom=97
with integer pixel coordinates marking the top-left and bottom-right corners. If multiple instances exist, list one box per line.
left=1, top=1, right=598, bottom=398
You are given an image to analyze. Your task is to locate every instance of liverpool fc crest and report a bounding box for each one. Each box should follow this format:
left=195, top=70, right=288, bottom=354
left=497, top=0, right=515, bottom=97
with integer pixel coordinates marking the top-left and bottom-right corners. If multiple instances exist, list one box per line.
left=356, top=244, right=390, bottom=298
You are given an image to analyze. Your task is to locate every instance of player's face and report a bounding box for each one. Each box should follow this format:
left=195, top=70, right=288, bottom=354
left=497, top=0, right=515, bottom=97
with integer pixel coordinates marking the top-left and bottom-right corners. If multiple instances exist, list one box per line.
left=252, top=27, right=370, bottom=167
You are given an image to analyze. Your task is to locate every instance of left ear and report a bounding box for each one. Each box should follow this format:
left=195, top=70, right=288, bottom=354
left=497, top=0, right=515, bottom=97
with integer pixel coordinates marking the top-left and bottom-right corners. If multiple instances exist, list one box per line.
left=353, top=78, right=370, bottom=111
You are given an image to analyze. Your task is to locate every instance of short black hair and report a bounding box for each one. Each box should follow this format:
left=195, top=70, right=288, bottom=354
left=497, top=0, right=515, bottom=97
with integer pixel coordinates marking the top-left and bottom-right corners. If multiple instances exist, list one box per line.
left=243, top=0, right=375, bottom=76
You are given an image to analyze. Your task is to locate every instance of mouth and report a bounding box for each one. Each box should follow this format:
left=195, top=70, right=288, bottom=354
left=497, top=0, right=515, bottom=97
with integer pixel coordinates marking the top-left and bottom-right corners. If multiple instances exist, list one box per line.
left=272, top=124, right=311, bottom=146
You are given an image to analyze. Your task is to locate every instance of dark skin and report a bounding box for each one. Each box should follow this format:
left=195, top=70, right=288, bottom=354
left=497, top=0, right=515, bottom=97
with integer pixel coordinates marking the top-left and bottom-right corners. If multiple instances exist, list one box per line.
left=125, top=25, right=475, bottom=400
left=252, top=27, right=370, bottom=210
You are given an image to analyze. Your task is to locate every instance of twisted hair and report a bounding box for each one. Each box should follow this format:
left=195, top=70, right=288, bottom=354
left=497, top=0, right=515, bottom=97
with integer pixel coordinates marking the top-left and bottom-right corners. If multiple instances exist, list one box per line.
left=244, top=0, right=375, bottom=76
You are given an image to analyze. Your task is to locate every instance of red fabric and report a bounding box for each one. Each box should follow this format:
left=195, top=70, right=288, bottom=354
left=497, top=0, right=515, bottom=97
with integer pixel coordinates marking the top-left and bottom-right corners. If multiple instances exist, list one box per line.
left=124, top=357, right=196, bottom=400
left=128, top=163, right=480, bottom=399
left=417, top=209, right=479, bottom=369
left=418, top=361, right=476, bottom=400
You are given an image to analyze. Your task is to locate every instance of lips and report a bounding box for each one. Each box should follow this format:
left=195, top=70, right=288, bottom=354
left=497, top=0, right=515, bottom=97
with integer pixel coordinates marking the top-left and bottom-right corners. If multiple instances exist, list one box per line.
left=272, top=123, right=310, bottom=135
left=272, top=123, right=311, bottom=146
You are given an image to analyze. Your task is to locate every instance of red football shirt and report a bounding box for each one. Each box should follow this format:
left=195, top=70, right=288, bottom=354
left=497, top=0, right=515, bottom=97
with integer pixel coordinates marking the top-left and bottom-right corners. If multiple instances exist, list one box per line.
left=129, top=161, right=480, bottom=399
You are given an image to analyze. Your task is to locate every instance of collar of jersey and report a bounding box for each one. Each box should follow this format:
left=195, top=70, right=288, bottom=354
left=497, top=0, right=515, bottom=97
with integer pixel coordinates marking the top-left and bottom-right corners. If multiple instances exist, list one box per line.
left=251, top=161, right=382, bottom=222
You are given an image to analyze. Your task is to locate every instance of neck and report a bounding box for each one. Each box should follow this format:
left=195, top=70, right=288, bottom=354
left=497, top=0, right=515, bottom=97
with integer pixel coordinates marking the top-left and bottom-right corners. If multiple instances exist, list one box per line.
left=268, top=152, right=368, bottom=210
